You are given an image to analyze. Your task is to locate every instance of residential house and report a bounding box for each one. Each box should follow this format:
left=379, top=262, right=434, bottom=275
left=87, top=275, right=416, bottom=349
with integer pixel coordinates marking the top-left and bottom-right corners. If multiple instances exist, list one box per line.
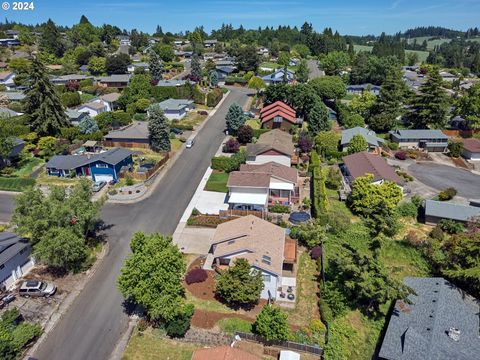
left=127, top=62, right=149, bottom=73
left=346, top=84, right=381, bottom=96
left=203, top=39, right=218, bottom=48
left=98, top=92, right=121, bottom=112
left=389, top=129, right=449, bottom=152
left=424, top=200, right=480, bottom=225
left=215, top=66, right=235, bottom=80
left=206, top=215, right=297, bottom=300
left=45, top=147, right=133, bottom=182
left=342, top=151, right=405, bottom=187
left=96, top=74, right=131, bottom=89
left=257, top=47, right=269, bottom=56
left=116, top=35, right=131, bottom=46
left=77, top=101, right=108, bottom=117
left=341, top=127, right=385, bottom=153
left=104, top=121, right=150, bottom=149
left=0, top=39, right=20, bottom=47
left=378, top=277, right=480, bottom=360
left=262, top=68, right=295, bottom=85
left=0, top=91, right=25, bottom=101
left=66, top=109, right=88, bottom=126
left=0, top=138, right=24, bottom=167
left=260, top=101, right=298, bottom=132
left=462, top=138, right=480, bottom=160
left=0, top=232, right=33, bottom=289
left=192, top=345, right=260, bottom=360
left=158, top=99, right=194, bottom=120
left=156, top=79, right=193, bottom=87
left=246, top=129, right=295, bottom=167
left=0, top=72, right=16, bottom=90
left=51, top=74, right=92, bottom=85
left=6, top=30, right=19, bottom=40
left=227, top=162, right=299, bottom=211
left=439, top=70, right=458, bottom=82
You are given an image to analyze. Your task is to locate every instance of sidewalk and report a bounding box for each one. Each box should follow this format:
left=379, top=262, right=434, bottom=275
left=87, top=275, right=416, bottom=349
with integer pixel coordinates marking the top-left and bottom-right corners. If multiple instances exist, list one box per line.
left=107, top=91, right=231, bottom=204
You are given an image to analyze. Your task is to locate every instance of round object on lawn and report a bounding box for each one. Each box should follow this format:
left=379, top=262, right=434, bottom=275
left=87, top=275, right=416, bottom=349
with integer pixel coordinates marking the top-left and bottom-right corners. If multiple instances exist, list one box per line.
left=289, top=211, right=311, bottom=224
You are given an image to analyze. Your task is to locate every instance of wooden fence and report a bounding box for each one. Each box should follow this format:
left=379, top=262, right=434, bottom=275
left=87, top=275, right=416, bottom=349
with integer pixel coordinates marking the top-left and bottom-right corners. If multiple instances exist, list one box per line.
left=102, top=141, right=150, bottom=149
left=442, top=129, right=480, bottom=138
left=120, top=153, right=170, bottom=181
left=235, top=332, right=323, bottom=356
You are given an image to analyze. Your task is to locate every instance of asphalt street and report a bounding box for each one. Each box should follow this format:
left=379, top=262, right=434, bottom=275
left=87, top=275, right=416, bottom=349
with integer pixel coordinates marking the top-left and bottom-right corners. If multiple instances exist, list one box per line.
left=33, top=88, right=253, bottom=360
left=0, top=192, right=15, bottom=223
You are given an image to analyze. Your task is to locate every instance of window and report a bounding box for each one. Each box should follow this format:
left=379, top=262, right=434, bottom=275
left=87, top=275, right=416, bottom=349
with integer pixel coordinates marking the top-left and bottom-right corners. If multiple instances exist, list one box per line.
left=96, top=163, right=108, bottom=168
left=273, top=116, right=283, bottom=123
left=0, top=264, right=4, bottom=270
left=262, top=255, right=271, bottom=265
left=262, top=274, right=271, bottom=282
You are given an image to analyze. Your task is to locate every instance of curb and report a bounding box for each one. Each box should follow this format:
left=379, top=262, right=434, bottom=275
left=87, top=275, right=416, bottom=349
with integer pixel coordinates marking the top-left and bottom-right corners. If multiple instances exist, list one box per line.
left=24, top=242, right=109, bottom=359
left=106, top=91, right=231, bottom=205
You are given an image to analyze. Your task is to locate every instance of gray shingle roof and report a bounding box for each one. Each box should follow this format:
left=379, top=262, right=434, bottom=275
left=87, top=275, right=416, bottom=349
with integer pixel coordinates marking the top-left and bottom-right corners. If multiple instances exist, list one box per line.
left=389, top=129, right=449, bottom=141
left=104, top=121, right=149, bottom=140
left=341, top=127, right=385, bottom=147
left=45, top=148, right=133, bottom=170
left=97, top=74, right=131, bottom=83
left=0, top=91, right=25, bottom=101
left=425, top=200, right=480, bottom=222
left=379, top=277, right=480, bottom=360
left=0, top=232, right=29, bottom=266
left=159, top=98, right=193, bottom=111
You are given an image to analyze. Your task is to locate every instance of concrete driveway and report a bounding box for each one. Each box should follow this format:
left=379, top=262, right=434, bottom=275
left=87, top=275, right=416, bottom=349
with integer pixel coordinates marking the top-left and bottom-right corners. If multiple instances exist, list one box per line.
left=0, top=192, right=15, bottom=223
left=408, top=163, right=480, bottom=199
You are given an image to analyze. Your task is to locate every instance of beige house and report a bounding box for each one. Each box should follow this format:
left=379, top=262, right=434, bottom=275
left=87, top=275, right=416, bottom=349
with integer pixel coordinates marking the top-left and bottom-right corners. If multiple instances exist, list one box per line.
left=246, top=129, right=295, bottom=167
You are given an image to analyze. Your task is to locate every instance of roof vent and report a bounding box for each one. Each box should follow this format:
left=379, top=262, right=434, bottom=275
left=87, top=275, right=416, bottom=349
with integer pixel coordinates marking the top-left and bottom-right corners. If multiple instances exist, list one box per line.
left=448, top=327, right=461, bottom=341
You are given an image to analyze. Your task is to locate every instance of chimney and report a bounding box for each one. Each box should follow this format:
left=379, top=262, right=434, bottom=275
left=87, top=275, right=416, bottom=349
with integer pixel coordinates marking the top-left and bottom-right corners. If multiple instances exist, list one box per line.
left=448, top=327, right=460, bottom=341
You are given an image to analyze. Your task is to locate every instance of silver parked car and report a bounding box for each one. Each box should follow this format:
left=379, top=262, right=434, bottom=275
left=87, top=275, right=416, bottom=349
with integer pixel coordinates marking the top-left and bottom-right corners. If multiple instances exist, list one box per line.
left=185, top=139, right=195, bottom=148
left=19, top=280, right=56, bottom=297
left=92, top=181, right=107, bottom=192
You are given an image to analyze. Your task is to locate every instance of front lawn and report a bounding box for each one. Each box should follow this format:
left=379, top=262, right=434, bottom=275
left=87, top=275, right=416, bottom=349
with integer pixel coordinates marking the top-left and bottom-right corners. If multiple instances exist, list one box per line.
left=245, top=119, right=261, bottom=129
left=0, top=177, right=35, bottom=191
left=122, top=327, right=200, bottom=360
left=204, top=171, right=228, bottom=193
left=171, top=138, right=183, bottom=152
left=12, top=157, right=44, bottom=177
left=217, top=317, right=252, bottom=334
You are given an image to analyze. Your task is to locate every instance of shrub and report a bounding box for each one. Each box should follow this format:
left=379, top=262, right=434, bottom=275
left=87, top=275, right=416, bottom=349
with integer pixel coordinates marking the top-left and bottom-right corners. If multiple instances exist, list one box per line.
left=125, top=176, right=134, bottom=186
left=395, top=151, right=407, bottom=160
left=211, top=151, right=246, bottom=172
left=137, top=319, right=149, bottom=332
left=325, top=167, right=342, bottom=190
left=438, top=187, right=457, bottom=201
left=185, top=268, right=208, bottom=284
left=320, top=282, right=348, bottom=319
left=191, top=207, right=200, bottom=216
left=237, top=125, right=253, bottom=144
left=223, top=138, right=240, bottom=153
left=310, top=246, right=322, bottom=260
left=268, top=204, right=290, bottom=213
left=397, top=201, right=418, bottom=218
left=387, top=141, right=399, bottom=150
left=439, top=219, right=464, bottom=234
left=164, top=304, right=194, bottom=337
left=430, top=225, right=444, bottom=241
left=206, top=88, right=223, bottom=107
left=447, top=140, right=463, bottom=158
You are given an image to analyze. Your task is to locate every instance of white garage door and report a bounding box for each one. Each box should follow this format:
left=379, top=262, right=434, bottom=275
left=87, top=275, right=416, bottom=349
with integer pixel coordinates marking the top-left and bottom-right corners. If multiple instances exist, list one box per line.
left=94, top=174, right=114, bottom=182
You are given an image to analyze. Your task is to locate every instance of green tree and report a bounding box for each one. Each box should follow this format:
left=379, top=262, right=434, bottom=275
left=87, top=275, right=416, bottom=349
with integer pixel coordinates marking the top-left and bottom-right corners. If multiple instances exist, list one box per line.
left=24, top=58, right=69, bottom=136
left=295, top=219, right=327, bottom=248
left=209, top=70, right=218, bottom=87
left=350, top=91, right=376, bottom=118
left=315, top=131, right=340, bottom=158
left=455, top=83, right=480, bottom=129
left=253, top=305, right=290, bottom=341
left=319, top=51, right=350, bottom=75
left=368, top=67, right=405, bottom=132
left=349, top=174, right=403, bottom=217
left=40, top=19, right=64, bottom=57
left=347, top=134, right=368, bottom=154
left=190, top=53, right=202, bottom=81
left=235, top=45, right=261, bottom=72
left=148, top=104, right=170, bottom=152
left=309, top=76, right=346, bottom=101
left=225, top=103, right=245, bottom=134
left=343, top=113, right=365, bottom=129
left=247, top=76, right=265, bottom=93
left=215, top=258, right=263, bottom=306
left=34, top=227, right=87, bottom=271
left=149, top=51, right=163, bottom=83
left=78, top=116, right=99, bottom=134
left=307, top=99, right=330, bottom=135
left=410, top=67, right=450, bottom=129
left=447, top=140, right=464, bottom=158
left=296, top=59, right=309, bottom=83
left=118, top=232, right=191, bottom=322
left=277, top=52, right=290, bottom=67
left=292, top=44, right=311, bottom=59
left=87, top=56, right=106, bottom=75
left=153, top=44, right=175, bottom=62
left=117, top=74, right=152, bottom=110
left=105, top=53, right=131, bottom=74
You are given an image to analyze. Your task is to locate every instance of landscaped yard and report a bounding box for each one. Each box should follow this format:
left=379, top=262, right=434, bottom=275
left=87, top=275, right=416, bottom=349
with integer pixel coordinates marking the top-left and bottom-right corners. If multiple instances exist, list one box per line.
left=36, top=171, right=82, bottom=187
left=12, top=157, right=44, bottom=177
left=204, top=171, right=228, bottom=193
left=122, top=327, right=200, bottom=360
left=245, top=119, right=260, bottom=129
left=171, top=138, right=183, bottom=152
left=179, top=112, right=207, bottom=128
left=0, top=177, right=36, bottom=191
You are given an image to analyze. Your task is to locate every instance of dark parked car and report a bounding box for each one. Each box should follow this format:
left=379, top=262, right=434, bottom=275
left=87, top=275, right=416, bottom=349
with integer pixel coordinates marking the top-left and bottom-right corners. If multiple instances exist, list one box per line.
left=171, top=128, right=184, bottom=135
left=0, top=293, right=15, bottom=309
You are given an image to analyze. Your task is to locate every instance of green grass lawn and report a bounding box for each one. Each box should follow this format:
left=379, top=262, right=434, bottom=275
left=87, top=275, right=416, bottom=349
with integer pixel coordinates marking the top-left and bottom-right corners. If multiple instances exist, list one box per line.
left=80, top=93, right=95, bottom=103
left=217, top=317, right=252, bottom=334
left=260, top=61, right=297, bottom=72
left=205, top=171, right=228, bottom=193
left=245, top=119, right=261, bottom=129
left=353, top=45, right=428, bottom=62
left=12, top=157, right=44, bottom=178
left=0, top=177, right=35, bottom=192
left=122, top=327, right=200, bottom=360
left=170, top=138, right=183, bottom=152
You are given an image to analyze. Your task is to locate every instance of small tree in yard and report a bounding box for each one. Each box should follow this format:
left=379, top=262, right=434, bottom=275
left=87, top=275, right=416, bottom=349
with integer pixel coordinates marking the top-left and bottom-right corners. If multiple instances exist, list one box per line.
left=78, top=115, right=99, bottom=134
left=237, top=125, right=253, bottom=144
left=307, top=99, right=330, bottom=135
left=149, top=50, right=163, bottom=83
left=148, top=104, right=171, bottom=152
left=225, top=103, right=245, bottom=134
left=347, top=134, right=368, bottom=154
left=448, top=140, right=463, bottom=158
left=298, top=131, right=314, bottom=153
left=209, top=70, right=218, bottom=87
left=223, top=138, right=240, bottom=153
left=253, top=305, right=290, bottom=341
left=215, top=258, right=263, bottom=307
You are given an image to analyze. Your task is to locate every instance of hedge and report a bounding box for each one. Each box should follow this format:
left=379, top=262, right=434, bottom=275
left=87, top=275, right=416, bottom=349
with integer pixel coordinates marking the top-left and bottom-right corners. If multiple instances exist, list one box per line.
left=309, top=153, right=328, bottom=219
left=207, top=88, right=223, bottom=107
left=211, top=151, right=246, bottom=173
left=268, top=204, right=290, bottom=213
left=225, top=76, right=248, bottom=85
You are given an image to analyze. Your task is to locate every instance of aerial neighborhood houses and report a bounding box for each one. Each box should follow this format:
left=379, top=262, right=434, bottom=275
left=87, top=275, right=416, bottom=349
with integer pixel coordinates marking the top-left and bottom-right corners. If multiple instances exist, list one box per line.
left=246, top=129, right=295, bottom=167
left=103, top=121, right=150, bottom=148
left=346, top=84, right=381, bottom=95
left=341, top=126, right=385, bottom=153
left=389, top=129, right=450, bottom=152
left=262, top=68, right=295, bottom=85
left=259, top=101, right=299, bottom=131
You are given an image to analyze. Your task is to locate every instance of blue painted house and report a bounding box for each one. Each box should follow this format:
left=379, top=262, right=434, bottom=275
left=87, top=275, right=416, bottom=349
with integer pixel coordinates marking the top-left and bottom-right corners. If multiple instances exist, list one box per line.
left=45, top=148, right=134, bottom=182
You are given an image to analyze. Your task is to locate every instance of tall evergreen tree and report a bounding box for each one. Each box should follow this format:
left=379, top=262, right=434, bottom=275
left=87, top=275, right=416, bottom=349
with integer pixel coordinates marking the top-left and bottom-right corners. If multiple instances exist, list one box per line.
left=410, top=68, right=450, bottom=129
left=148, top=104, right=171, bottom=152
left=25, top=58, right=69, bottom=136
left=368, top=67, right=405, bottom=132
left=148, top=50, right=163, bottom=83
left=296, top=59, right=309, bottom=83
left=225, top=103, right=245, bottom=134
left=40, top=19, right=64, bottom=57
left=209, top=70, right=219, bottom=87
left=191, top=53, right=202, bottom=82
left=307, top=99, right=330, bottom=134
left=78, top=116, right=99, bottom=134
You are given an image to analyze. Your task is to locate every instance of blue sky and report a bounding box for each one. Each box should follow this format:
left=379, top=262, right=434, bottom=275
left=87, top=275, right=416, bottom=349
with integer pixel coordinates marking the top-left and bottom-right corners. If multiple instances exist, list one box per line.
left=3, top=0, right=480, bottom=35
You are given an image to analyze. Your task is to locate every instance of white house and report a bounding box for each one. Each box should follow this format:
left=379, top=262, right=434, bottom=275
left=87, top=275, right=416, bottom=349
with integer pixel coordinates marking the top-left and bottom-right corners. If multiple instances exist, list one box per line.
left=206, top=215, right=297, bottom=300
left=77, top=101, right=108, bottom=117
left=0, top=72, right=16, bottom=90
left=158, top=98, right=194, bottom=120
